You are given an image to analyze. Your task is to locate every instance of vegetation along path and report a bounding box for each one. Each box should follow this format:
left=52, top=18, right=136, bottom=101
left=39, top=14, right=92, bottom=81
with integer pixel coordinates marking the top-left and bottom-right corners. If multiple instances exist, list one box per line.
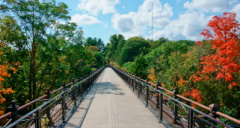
left=63, top=67, right=164, bottom=128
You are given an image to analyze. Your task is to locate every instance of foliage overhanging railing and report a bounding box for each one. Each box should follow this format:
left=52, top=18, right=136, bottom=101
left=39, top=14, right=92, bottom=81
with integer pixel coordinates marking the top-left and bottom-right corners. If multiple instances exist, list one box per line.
left=111, top=66, right=240, bottom=128
left=0, top=66, right=106, bottom=128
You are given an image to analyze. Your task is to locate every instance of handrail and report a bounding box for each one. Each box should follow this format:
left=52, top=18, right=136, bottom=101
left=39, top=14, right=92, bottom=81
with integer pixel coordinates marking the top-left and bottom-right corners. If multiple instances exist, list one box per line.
left=0, top=66, right=106, bottom=127
left=111, top=65, right=240, bottom=126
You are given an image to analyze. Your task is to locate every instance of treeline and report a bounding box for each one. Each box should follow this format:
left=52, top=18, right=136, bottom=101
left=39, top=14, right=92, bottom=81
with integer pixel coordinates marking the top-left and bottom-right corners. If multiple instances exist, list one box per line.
left=104, top=13, right=240, bottom=121
left=0, top=0, right=105, bottom=115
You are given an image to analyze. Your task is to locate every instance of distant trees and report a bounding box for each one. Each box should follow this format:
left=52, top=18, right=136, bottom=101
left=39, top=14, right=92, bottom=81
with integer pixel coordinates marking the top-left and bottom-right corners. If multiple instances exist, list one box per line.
left=119, top=37, right=150, bottom=65
left=104, top=34, right=125, bottom=63
left=84, top=37, right=106, bottom=68
left=85, top=37, right=104, bottom=51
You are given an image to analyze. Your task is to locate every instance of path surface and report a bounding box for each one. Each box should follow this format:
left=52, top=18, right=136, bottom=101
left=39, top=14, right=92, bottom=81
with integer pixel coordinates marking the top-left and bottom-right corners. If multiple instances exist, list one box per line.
left=63, top=67, right=164, bottom=128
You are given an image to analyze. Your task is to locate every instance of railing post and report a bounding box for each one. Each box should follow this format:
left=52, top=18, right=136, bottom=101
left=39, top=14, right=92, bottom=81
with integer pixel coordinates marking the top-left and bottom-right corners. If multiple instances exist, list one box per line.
left=146, top=85, right=149, bottom=107
left=35, top=109, right=41, bottom=128
left=188, top=108, right=193, bottom=128
left=159, top=87, right=163, bottom=122
left=209, top=104, right=220, bottom=127
left=129, top=76, right=132, bottom=87
left=72, top=79, right=76, bottom=108
left=132, top=79, right=135, bottom=92
left=138, top=81, right=142, bottom=97
left=156, top=82, right=160, bottom=108
left=137, top=80, right=140, bottom=97
left=78, top=77, right=81, bottom=94
left=90, top=74, right=93, bottom=84
left=80, top=77, right=84, bottom=99
left=174, top=87, right=179, bottom=124
left=45, top=89, right=53, bottom=126
left=8, top=101, right=18, bottom=128
left=62, top=82, right=66, bottom=123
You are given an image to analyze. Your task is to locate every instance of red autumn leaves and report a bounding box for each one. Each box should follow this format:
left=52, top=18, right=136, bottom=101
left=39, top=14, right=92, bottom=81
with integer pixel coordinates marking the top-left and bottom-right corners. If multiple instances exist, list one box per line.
left=186, top=12, right=240, bottom=103
left=194, top=12, right=240, bottom=90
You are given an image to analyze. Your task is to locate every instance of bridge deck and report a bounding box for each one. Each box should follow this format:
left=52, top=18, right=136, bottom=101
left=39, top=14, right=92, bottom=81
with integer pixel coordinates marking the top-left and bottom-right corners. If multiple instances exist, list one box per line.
left=63, top=67, right=164, bottom=128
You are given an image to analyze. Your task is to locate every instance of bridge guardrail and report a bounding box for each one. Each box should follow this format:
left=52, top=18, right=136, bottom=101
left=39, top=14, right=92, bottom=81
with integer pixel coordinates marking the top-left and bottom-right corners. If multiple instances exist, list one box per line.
left=111, top=65, right=239, bottom=128
left=1, top=66, right=106, bottom=128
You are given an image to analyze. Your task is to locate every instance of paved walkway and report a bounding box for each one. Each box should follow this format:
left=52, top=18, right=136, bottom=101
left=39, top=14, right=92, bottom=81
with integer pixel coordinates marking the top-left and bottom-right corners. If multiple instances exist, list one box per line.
left=63, top=67, right=164, bottom=128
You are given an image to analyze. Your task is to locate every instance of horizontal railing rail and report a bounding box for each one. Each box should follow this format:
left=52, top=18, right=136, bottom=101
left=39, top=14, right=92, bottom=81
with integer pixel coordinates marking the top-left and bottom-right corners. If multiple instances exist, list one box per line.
left=1, top=66, right=106, bottom=128
left=111, top=65, right=239, bottom=128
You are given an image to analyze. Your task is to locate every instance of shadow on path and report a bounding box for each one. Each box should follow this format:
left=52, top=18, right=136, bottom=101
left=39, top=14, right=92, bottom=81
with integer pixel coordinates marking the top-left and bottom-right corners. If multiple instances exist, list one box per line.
left=95, top=82, right=125, bottom=96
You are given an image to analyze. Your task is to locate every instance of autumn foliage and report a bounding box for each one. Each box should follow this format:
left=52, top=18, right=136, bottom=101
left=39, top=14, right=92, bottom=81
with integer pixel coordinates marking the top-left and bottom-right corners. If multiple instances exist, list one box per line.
left=0, top=42, right=17, bottom=115
left=193, top=12, right=240, bottom=89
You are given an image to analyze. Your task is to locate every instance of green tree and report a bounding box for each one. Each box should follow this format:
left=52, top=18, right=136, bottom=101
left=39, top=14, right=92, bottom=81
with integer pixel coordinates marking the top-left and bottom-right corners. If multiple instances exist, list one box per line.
left=130, top=53, right=148, bottom=79
left=119, top=36, right=149, bottom=65
left=85, top=37, right=104, bottom=51
left=1, top=0, right=71, bottom=102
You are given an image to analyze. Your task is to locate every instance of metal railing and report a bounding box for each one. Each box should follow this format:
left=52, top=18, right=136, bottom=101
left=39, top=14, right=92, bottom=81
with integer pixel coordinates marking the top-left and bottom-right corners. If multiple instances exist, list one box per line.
left=1, top=66, right=106, bottom=128
left=111, top=66, right=240, bottom=128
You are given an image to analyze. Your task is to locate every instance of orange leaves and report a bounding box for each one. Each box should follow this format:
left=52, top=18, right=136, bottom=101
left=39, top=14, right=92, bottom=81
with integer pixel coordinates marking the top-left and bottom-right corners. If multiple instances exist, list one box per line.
left=229, top=82, right=238, bottom=89
left=0, top=42, right=17, bottom=105
left=201, top=28, right=213, bottom=40
left=185, top=88, right=202, bottom=102
left=178, top=77, right=185, bottom=86
left=216, top=72, right=224, bottom=80
left=195, top=41, right=203, bottom=46
left=148, top=68, right=156, bottom=82
left=0, top=110, right=4, bottom=116
left=0, top=87, right=15, bottom=95
left=0, top=87, right=15, bottom=104
left=194, top=12, right=240, bottom=89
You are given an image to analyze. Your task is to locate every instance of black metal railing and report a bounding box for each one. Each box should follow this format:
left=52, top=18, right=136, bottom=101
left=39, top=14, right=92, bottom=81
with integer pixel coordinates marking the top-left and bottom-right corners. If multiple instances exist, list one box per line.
left=111, top=66, right=234, bottom=128
left=2, top=66, right=106, bottom=128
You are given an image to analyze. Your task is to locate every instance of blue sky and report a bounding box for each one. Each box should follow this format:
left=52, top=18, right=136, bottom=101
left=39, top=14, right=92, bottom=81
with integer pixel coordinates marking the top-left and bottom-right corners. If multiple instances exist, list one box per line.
left=58, top=0, right=240, bottom=44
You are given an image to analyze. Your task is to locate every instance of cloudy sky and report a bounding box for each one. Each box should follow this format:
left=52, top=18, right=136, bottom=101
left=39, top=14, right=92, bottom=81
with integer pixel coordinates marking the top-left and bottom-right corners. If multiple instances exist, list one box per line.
left=57, top=0, right=240, bottom=44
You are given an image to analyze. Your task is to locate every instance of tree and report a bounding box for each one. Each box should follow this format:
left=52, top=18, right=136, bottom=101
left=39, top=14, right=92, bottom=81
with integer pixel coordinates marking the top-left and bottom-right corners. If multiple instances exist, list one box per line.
left=188, top=12, right=240, bottom=117
left=151, top=37, right=169, bottom=49
left=119, top=37, right=149, bottom=65
left=193, top=12, right=240, bottom=89
left=130, top=53, right=148, bottom=79
left=85, top=37, right=104, bottom=51
left=1, top=0, right=71, bottom=102
left=103, top=34, right=125, bottom=62
left=0, top=42, right=19, bottom=116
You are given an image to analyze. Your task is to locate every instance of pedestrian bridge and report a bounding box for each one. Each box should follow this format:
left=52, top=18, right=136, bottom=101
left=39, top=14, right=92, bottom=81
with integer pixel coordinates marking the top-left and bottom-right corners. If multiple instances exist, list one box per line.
left=63, top=67, right=163, bottom=128
left=2, top=66, right=238, bottom=128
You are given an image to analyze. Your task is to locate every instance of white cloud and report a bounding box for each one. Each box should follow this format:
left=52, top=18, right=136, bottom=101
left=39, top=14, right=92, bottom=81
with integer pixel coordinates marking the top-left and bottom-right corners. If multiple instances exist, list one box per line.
left=184, top=0, right=235, bottom=13
left=153, top=12, right=212, bottom=41
left=112, top=0, right=173, bottom=39
left=112, top=12, right=146, bottom=38
left=77, top=0, right=120, bottom=16
left=231, top=3, right=240, bottom=20
left=71, top=14, right=101, bottom=25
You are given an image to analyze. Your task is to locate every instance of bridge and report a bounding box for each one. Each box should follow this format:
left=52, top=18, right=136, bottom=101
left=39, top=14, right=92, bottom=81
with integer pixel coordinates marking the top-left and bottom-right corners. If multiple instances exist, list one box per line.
left=1, top=66, right=240, bottom=128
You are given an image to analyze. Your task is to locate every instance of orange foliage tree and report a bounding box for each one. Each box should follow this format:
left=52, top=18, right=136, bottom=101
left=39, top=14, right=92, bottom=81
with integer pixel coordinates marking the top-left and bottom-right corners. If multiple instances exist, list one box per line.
left=0, top=42, right=17, bottom=116
left=193, top=12, right=240, bottom=89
